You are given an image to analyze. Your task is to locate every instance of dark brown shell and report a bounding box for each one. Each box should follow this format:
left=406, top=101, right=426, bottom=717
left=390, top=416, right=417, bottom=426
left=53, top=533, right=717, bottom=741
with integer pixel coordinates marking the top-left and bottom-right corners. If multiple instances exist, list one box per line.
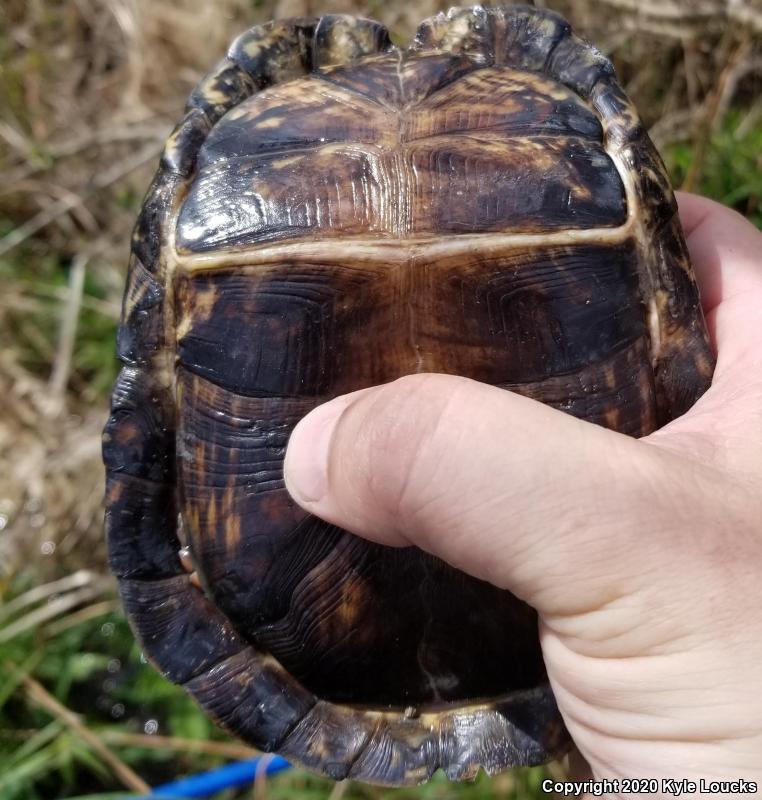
left=102, top=6, right=715, bottom=786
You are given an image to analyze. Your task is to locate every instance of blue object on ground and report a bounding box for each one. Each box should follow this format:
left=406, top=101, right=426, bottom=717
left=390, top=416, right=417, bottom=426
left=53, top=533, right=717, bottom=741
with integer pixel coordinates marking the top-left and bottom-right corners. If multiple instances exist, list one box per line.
left=147, top=754, right=292, bottom=798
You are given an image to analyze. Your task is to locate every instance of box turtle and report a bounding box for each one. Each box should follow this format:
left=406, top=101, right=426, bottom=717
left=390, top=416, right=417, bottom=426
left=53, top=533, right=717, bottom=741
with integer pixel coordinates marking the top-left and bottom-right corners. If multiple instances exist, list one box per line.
left=103, top=4, right=715, bottom=786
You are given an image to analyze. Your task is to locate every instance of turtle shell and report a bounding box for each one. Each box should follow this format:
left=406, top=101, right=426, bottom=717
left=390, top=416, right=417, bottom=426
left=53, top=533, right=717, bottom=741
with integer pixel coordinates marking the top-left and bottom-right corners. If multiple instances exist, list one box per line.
left=102, top=5, right=715, bottom=786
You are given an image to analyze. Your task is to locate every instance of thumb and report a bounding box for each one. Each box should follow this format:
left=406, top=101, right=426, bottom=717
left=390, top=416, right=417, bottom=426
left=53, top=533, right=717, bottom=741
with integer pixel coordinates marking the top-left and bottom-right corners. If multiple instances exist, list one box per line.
left=283, top=373, right=714, bottom=617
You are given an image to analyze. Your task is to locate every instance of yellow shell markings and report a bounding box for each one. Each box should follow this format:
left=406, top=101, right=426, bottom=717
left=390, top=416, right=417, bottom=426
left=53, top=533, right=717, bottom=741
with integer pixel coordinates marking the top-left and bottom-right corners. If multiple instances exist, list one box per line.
left=223, top=105, right=249, bottom=122
left=163, top=127, right=185, bottom=165
left=241, top=648, right=536, bottom=728
left=156, top=16, right=659, bottom=740
left=222, top=474, right=242, bottom=550
left=253, top=114, right=288, bottom=129
left=170, top=224, right=636, bottom=275
left=607, top=140, right=669, bottom=369
left=431, top=13, right=474, bottom=52
left=196, top=74, right=234, bottom=110
left=320, top=16, right=369, bottom=66
left=268, top=154, right=307, bottom=170
left=535, top=14, right=563, bottom=40
left=239, top=24, right=284, bottom=60
left=120, top=258, right=153, bottom=321
left=175, top=279, right=218, bottom=344
left=242, top=37, right=265, bottom=59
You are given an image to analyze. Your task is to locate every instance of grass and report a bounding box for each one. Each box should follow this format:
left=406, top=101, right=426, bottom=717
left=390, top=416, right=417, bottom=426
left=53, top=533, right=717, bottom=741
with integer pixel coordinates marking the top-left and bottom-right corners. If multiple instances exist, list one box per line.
left=0, top=245, right=121, bottom=402
left=0, top=576, right=560, bottom=798
left=0, top=0, right=760, bottom=797
left=665, top=107, right=762, bottom=229
left=0, top=580, right=242, bottom=799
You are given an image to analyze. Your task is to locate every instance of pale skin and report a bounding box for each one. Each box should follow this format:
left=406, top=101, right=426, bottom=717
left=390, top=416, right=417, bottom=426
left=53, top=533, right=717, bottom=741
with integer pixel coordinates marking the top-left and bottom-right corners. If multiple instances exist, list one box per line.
left=283, top=193, right=762, bottom=791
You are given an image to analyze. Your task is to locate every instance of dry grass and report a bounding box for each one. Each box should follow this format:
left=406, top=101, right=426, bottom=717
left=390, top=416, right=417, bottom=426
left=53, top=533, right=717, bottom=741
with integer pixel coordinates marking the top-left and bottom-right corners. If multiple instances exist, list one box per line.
left=0, top=0, right=760, bottom=582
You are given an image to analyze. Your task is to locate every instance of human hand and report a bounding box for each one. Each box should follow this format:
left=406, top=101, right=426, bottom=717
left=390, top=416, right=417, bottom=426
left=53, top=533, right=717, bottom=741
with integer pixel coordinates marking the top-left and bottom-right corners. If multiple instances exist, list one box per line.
left=283, top=193, right=762, bottom=783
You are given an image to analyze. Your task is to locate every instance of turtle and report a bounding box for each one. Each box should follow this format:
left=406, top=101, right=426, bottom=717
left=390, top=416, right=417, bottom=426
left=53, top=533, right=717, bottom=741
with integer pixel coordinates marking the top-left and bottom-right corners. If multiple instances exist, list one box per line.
left=102, top=4, right=715, bottom=786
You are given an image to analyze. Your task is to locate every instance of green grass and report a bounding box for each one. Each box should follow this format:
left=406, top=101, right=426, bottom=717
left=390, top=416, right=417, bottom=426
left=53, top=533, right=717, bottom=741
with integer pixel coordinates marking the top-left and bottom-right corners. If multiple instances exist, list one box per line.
left=0, top=242, right=120, bottom=402
left=0, top=601, right=217, bottom=798
left=665, top=107, right=762, bottom=229
left=0, top=577, right=555, bottom=799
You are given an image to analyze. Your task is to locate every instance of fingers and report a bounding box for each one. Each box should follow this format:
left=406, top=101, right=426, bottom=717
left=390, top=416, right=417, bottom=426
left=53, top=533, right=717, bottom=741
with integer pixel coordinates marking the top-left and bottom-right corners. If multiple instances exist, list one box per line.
left=284, top=374, right=708, bottom=617
left=676, top=192, right=762, bottom=377
left=677, top=192, right=762, bottom=312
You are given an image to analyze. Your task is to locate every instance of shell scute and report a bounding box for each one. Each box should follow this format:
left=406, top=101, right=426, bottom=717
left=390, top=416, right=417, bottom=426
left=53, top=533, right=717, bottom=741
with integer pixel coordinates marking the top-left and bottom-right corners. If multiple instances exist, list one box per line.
left=620, top=135, right=678, bottom=226
left=313, top=14, right=393, bottom=69
left=279, top=702, right=376, bottom=781
left=546, top=31, right=615, bottom=98
left=229, top=20, right=316, bottom=89
left=412, top=5, right=570, bottom=72
left=119, top=574, right=245, bottom=684
left=115, top=257, right=164, bottom=364
left=102, top=366, right=173, bottom=483
left=412, top=6, right=491, bottom=56
left=346, top=719, right=439, bottom=785
left=105, top=474, right=181, bottom=580
left=590, top=77, right=644, bottom=146
left=130, top=169, right=182, bottom=273
left=184, top=648, right=317, bottom=752
left=645, top=215, right=714, bottom=419
left=439, top=687, right=567, bottom=780
left=161, top=108, right=213, bottom=177
left=487, top=6, right=570, bottom=71
left=188, top=57, right=256, bottom=123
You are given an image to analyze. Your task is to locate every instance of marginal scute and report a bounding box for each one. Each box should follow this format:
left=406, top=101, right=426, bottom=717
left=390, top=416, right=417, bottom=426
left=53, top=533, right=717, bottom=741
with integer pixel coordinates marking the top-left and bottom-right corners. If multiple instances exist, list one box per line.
left=412, top=6, right=490, bottom=57
left=620, top=135, right=677, bottom=227
left=655, top=332, right=715, bottom=422
left=103, top=366, right=174, bottom=483
left=184, top=648, right=317, bottom=752
left=491, top=688, right=570, bottom=765
left=590, top=77, right=644, bottom=146
left=412, top=6, right=569, bottom=72
left=229, top=19, right=316, bottom=89
left=119, top=574, right=246, bottom=684
left=116, top=257, right=164, bottom=364
left=280, top=702, right=376, bottom=780
left=654, top=217, right=703, bottom=323
left=313, top=14, right=393, bottom=68
left=439, top=688, right=566, bottom=781
left=130, top=169, right=182, bottom=272
left=546, top=31, right=615, bottom=98
left=105, top=474, right=181, bottom=580
left=161, top=108, right=212, bottom=177
left=188, top=57, right=256, bottom=123
left=643, top=214, right=714, bottom=420
left=487, top=6, right=570, bottom=70
left=347, top=717, right=439, bottom=785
